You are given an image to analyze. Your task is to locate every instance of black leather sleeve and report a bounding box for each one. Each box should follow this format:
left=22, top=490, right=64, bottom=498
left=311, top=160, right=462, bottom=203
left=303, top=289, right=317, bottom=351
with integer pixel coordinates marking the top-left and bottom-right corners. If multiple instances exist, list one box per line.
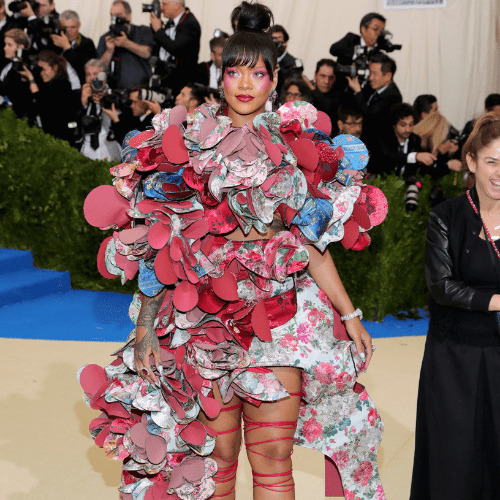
left=425, top=211, right=493, bottom=311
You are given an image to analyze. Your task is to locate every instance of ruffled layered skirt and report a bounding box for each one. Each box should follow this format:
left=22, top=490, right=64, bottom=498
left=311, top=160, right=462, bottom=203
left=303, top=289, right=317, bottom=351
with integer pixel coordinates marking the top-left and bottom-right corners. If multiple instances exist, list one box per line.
left=79, top=268, right=384, bottom=500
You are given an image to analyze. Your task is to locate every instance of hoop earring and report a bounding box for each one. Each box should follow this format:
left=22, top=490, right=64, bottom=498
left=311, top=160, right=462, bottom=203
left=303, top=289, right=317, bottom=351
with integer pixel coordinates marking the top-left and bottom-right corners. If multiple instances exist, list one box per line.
left=265, top=90, right=277, bottom=112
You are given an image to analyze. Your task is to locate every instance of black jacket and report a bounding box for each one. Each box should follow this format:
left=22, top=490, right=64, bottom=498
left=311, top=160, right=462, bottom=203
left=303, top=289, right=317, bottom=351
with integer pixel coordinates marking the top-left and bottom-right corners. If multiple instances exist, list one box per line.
left=375, top=131, right=423, bottom=177
left=62, top=34, right=97, bottom=84
left=354, top=81, right=402, bottom=164
left=153, top=9, right=200, bottom=95
left=425, top=188, right=499, bottom=344
left=329, top=32, right=361, bottom=65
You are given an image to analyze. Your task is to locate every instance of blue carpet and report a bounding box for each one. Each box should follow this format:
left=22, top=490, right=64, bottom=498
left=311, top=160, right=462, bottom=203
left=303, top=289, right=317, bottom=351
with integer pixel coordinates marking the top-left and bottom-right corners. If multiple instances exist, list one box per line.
left=0, top=248, right=429, bottom=342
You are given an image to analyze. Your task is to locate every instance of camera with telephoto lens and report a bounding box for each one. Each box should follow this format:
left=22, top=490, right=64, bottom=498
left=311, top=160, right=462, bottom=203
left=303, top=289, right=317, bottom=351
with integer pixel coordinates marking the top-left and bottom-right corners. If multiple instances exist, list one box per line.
left=404, top=177, right=422, bottom=212
left=137, top=87, right=173, bottom=106
left=142, top=0, right=161, bottom=17
left=376, top=30, right=402, bottom=53
left=8, top=0, right=39, bottom=14
left=337, top=58, right=371, bottom=80
left=101, top=88, right=130, bottom=110
left=109, top=15, right=129, bottom=37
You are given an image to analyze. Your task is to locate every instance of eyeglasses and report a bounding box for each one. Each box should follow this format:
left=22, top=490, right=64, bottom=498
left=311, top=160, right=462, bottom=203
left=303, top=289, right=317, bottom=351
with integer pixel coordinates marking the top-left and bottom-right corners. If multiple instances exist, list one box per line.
left=286, top=92, right=302, bottom=98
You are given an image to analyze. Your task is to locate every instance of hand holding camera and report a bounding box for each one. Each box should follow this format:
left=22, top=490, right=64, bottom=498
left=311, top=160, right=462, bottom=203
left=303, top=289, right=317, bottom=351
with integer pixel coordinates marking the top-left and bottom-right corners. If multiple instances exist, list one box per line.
left=51, top=30, right=71, bottom=51
left=149, top=12, right=162, bottom=32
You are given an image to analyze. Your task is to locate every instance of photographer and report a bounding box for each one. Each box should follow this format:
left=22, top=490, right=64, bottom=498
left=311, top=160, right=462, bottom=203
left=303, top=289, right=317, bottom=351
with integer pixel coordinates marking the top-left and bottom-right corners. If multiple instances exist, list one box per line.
left=103, top=85, right=154, bottom=145
left=1, top=0, right=18, bottom=68
left=0, top=27, right=32, bottom=118
left=375, top=103, right=436, bottom=178
left=269, top=24, right=301, bottom=95
left=330, top=13, right=386, bottom=67
left=97, top=0, right=154, bottom=90
left=50, top=10, right=96, bottom=85
left=279, top=77, right=312, bottom=105
left=330, top=12, right=401, bottom=102
left=149, top=0, right=201, bottom=96
left=78, top=59, right=121, bottom=161
left=197, top=36, right=224, bottom=89
left=19, top=49, right=80, bottom=144
left=350, top=53, right=402, bottom=161
left=304, top=58, right=341, bottom=136
left=10, top=0, right=60, bottom=53
left=174, top=82, right=209, bottom=112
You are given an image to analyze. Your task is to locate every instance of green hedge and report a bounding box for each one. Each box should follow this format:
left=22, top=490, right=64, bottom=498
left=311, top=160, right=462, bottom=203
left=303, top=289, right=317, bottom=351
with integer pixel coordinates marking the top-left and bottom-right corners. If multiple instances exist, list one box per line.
left=0, top=108, right=463, bottom=318
left=0, top=108, right=136, bottom=293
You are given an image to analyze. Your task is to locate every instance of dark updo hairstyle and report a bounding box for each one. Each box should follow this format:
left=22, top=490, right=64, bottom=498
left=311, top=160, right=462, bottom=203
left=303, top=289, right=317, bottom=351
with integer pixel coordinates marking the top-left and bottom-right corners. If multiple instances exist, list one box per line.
left=462, top=112, right=500, bottom=188
left=223, top=1, right=277, bottom=82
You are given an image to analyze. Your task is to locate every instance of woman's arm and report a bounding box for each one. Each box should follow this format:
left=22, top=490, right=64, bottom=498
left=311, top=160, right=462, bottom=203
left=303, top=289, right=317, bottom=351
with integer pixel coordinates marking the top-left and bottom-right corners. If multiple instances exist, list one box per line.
left=306, top=244, right=374, bottom=368
left=134, top=289, right=166, bottom=384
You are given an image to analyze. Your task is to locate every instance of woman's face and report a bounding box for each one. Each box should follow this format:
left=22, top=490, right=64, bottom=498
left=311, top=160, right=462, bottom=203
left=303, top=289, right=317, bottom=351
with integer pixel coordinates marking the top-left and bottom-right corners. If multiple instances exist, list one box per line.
left=285, top=84, right=302, bottom=103
left=467, top=137, right=500, bottom=202
left=38, top=60, right=57, bottom=83
left=223, top=55, right=277, bottom=127
left=4, top=37, right=19, bottom=60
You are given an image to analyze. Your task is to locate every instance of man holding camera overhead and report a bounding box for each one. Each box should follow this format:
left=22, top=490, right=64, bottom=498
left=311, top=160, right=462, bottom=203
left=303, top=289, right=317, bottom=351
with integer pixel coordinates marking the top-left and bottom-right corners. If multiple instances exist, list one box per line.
left=97, top=0, right=154, bottom=90
left=149, top=0, right=200, bottom=95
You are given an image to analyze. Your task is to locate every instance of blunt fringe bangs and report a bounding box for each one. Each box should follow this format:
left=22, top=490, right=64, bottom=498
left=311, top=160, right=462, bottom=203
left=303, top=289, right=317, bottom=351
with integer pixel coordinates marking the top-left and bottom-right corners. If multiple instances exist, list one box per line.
left=222, top=31, right=277, bottom=81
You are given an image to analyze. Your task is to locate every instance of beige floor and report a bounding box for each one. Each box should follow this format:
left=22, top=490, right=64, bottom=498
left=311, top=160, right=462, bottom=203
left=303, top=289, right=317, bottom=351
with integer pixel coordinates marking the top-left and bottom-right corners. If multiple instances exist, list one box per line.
left=0, top=336, right=425, bottom=500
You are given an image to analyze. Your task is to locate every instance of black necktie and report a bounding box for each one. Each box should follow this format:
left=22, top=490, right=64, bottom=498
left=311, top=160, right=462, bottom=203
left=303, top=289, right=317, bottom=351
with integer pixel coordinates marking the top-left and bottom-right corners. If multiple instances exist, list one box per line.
left=165, top=19, right=175, bottom=29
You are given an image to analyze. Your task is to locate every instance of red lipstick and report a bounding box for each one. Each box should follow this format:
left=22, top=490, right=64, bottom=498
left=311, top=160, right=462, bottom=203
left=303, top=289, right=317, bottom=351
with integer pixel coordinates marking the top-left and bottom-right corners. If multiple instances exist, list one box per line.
left=236, top=94, right=254, bottom=102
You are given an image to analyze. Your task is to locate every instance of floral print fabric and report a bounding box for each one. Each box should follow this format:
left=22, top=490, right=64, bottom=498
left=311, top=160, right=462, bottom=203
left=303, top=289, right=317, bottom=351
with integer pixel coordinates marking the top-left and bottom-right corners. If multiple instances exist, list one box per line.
left=79, top=101, right=387, bottom=499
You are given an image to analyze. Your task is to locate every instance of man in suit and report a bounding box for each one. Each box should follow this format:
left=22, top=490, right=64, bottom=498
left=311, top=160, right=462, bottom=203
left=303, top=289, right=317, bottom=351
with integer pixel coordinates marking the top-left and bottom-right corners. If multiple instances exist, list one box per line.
left=329, top=12, right=386, bottom=93
left=150, top=0, right=201, bottom=96
left=269, top=25, right=299, bottom=95
left=306, top=58, right=341, bottom=136
left=98, top=1, right=154, bottom=90
left=348, top=53, right=402, bottom=166
left=375, top=103, right=436, bottom=177
left=50, top=10, right=96, bottom=85
left=197, top=36, right=225, bottom=89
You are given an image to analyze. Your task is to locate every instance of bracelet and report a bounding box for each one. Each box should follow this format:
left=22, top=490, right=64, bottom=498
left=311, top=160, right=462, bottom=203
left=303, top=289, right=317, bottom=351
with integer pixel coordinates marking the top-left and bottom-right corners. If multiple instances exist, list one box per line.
left=28, top=79, right=35, bottom=84
left=341, top=308, right=363, bottom=321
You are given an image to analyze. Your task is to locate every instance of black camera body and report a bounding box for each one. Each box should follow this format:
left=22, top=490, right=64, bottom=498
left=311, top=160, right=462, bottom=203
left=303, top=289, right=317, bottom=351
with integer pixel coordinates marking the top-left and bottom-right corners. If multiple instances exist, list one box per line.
left=90, top=72, right=108, bottom=94
left=337, top=30, right=401, bottom=82
left=337, top=59, right=370, bottom=80
left=142, top=0, right=161, bottom=18
left=376, top=30, right=402, bottom=53
left=101, top=88, right=130, bottom=110
left=8, top=0, right=39, bottom=14
left=109, top=16, right=130, bottom=37
left=81, top=113, right=101, bottom=135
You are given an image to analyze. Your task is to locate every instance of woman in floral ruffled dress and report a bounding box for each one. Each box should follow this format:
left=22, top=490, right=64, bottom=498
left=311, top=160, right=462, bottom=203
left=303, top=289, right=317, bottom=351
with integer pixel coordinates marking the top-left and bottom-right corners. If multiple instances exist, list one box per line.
left=79, top=2, right=387, bottom=499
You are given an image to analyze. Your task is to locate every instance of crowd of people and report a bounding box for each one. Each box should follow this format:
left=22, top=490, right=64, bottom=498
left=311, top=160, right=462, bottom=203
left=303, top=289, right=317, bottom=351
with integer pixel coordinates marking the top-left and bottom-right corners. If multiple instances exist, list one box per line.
left=0, top=0, right=498, bottom=172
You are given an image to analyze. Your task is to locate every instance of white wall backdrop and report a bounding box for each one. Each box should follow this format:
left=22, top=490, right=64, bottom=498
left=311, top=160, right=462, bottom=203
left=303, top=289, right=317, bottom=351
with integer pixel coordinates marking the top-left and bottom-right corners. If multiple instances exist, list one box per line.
left=53, top=0, right=499, bottom=129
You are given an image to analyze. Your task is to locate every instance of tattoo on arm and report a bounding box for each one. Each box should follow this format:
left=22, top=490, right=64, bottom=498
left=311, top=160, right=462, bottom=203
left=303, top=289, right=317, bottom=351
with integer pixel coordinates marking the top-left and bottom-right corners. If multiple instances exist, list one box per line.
left=135, top=293, right=162, bottom=361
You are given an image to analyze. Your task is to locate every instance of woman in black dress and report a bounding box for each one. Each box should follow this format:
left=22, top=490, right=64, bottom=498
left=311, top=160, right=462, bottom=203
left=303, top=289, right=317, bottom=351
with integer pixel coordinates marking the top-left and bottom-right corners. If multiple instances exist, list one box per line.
left=410, top=112, right=500, bottom=499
